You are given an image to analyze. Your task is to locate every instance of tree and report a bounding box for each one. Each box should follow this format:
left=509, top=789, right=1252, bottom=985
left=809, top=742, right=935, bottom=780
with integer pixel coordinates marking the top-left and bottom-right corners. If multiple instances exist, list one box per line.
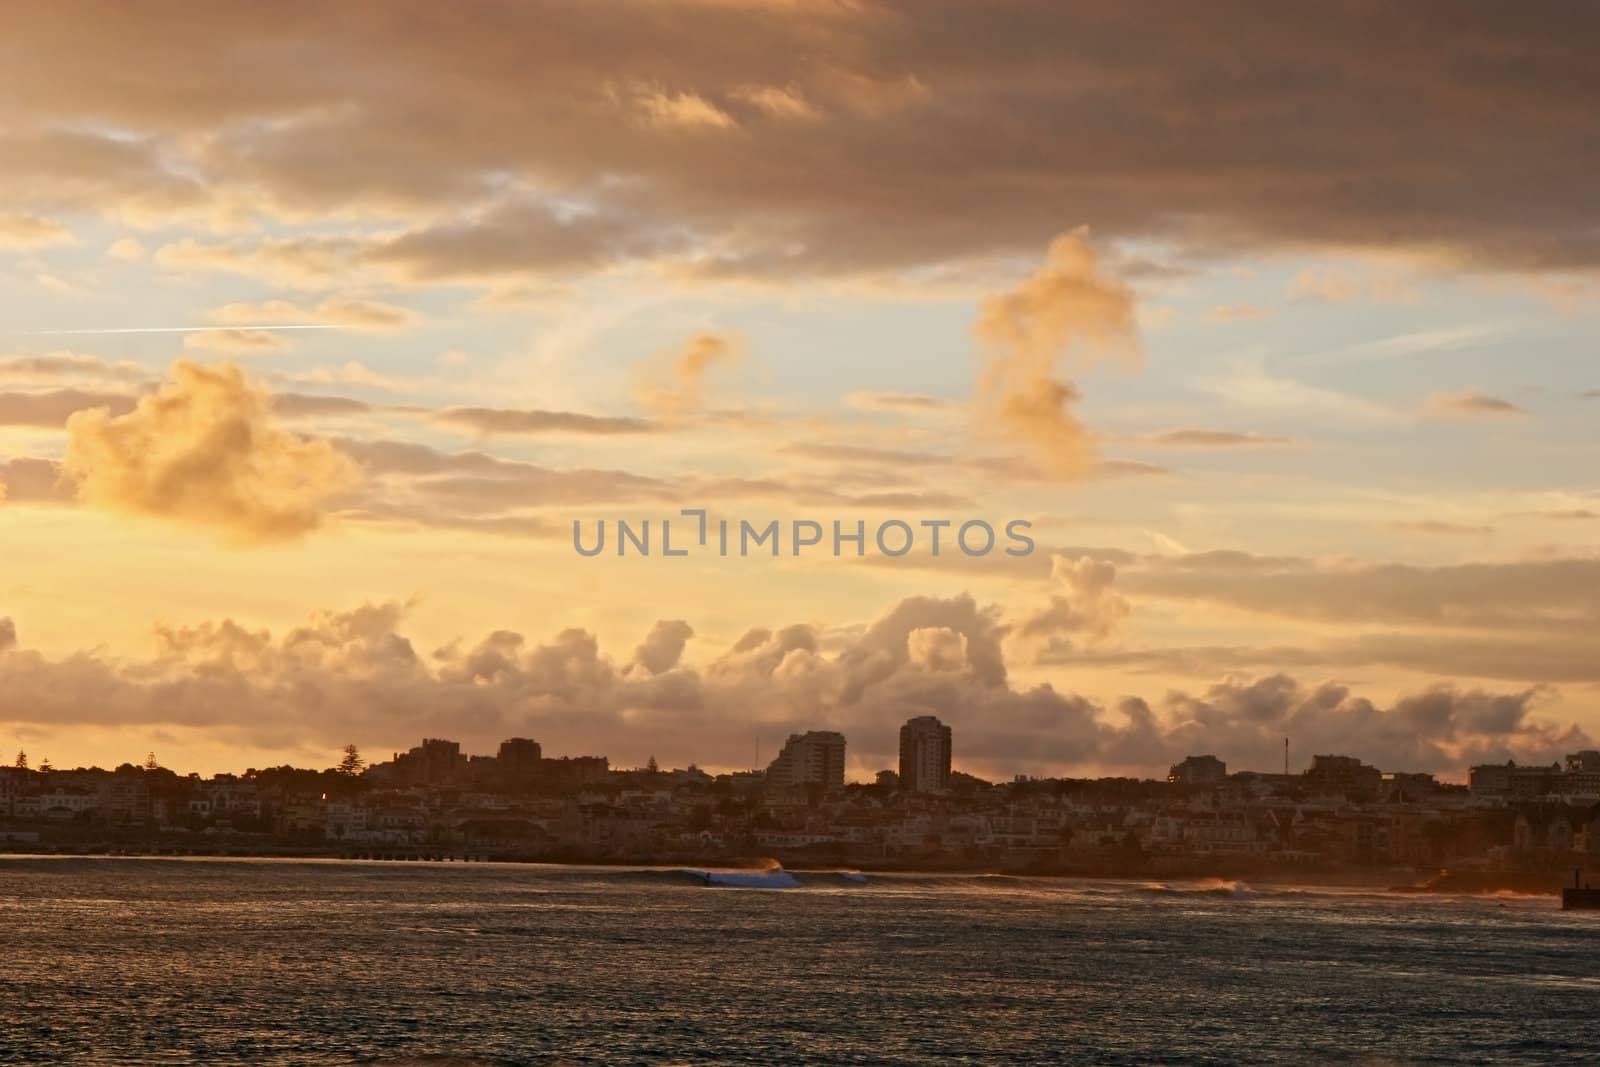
left=143, top=752, right=159, bottom=772
left=337, top=744, right=365, bottom=776
left=13, top=751, right=25, bottom=770
left=646, top=755, right=660, bottom=774
left=38, top=758, right=51, bottom=773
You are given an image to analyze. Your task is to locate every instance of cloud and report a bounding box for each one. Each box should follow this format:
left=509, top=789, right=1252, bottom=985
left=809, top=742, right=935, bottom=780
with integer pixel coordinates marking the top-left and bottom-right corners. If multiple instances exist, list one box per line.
left=1423, top=390, right=1527, bottom=418
left=270, top=393, right=379, bottom=419
left=366, top=200, right=678, bottom=285
left=1142, top=429, right=1291, bottom=448
left=0, top=213, right=72, bottom=248
left=1209, top=354, right=1403, bottom=426
left=334, top=436, right=677, bottom=513
left=906, top=627, right=969, bottom=672
left=62, top=361, right=361, bottom=543
left=1012, top=554, right=1130, bottom=661
left=105, top=237, right=146, bottom=262
left=1099, top=675, right=1582, bottom=778
left=433, top=407, right=657, bottom=437
left=0, top=593, right=1583, bottom=780
left=1125, top=552, right=1600, bottom=636
left=5, top=4, right=1600, bottom=278
left=0, top=458, right=72, bottom=504
left=844, top=391, right=957, bottom=415
left=778, top=442, right=950, bottom=468
left=209, top=297, right=419, bottom=332
left=153, top=236, right=356, bottom=289
left=1390, top=520, right=1494, bottom=536
left=1287, top=269, right=1420, bottom=305
left=1206, top=304, right=1269, bottom=323
left=632, top=620, right=695, bottom=675
left=631, top=85, right=738, bottom=130
left=636, top=332, right=743, bottom=417
left=0, top=353, right=147, bottom=386
left=183, top=329, right=286, bottom=355
left=0, top=388, right=137, bottom=427
left=973, top=232, right=1139, bottom=478
left=731, top=83, right=820, bottom=122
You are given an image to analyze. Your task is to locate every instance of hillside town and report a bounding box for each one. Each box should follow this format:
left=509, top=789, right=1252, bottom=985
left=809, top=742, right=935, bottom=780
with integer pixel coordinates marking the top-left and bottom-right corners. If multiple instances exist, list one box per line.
left=4, top=719, right=1599, bottom=886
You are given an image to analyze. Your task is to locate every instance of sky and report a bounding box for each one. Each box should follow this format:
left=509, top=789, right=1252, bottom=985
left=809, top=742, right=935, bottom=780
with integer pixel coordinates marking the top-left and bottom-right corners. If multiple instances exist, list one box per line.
left=0, top=1, right=1597, bottom=782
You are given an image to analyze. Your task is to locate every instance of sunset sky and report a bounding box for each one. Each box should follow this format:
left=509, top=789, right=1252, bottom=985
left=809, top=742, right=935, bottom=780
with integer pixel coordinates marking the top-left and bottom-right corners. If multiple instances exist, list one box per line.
left=1, top=2, right=1596, bottom=781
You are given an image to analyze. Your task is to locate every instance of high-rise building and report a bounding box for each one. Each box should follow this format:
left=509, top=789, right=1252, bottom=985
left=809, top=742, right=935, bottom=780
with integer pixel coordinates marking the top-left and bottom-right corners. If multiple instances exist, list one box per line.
left=497, top=737, right=543, bottom=786
left=387, top=738, right=466, bottom=785
left=767, top=731, right=846, bottom=789
left=898, top=716, right=952, bottom=793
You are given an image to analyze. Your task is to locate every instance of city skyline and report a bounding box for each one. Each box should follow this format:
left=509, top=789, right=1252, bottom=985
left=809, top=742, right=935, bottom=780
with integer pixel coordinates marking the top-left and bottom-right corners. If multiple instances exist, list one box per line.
left=16, top=721, right=1596, bottom=795
left=1, top=4, right=1597, bottom=782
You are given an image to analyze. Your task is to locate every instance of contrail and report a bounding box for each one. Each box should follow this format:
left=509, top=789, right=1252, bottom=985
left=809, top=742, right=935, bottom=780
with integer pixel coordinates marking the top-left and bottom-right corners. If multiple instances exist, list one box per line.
left=14, top=324, right=349, bottom=336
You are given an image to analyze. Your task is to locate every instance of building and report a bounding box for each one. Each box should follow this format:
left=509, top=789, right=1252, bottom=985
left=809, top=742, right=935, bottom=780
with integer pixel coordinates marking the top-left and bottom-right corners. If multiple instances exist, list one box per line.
left=386, top=738, right=466, bottom=786
left=1471, top=755, right=1600, bottom=800
left=1378, top=771, right=1438, bottom=802
left=1168, top=754, right=1226, bottom=785
left=767, top=731, right=846, bottom=789
left=497, top=738, right=544, bottom=787
left=539, top=755, right=610, bottom=788
left=899, top=716, right=953, bottom=793
left=1305, top=755, right=1382, bottom=795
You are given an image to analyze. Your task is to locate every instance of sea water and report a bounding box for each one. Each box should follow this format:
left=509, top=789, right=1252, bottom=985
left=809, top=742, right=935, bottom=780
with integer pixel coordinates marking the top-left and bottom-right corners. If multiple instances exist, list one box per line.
left=2, top=858, right=1596, bottom=1065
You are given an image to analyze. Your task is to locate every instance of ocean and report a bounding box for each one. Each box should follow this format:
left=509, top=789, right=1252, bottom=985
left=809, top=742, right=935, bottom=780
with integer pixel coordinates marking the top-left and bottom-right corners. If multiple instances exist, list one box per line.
left=1, top=857, right=1595, bottom=1065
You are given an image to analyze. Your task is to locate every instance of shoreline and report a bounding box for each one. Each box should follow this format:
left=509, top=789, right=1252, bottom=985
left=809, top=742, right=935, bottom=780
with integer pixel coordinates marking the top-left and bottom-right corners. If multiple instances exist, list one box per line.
left=0, top=849, right=1571, bottom=896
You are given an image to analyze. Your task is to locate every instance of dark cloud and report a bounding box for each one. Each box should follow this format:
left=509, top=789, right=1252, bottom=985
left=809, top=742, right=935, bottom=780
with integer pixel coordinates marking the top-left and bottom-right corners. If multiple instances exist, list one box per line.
left=366, top=200, right=685, bottom=284
left=1125, top=554, right=1600, bottom=635
left=0, top=593, right=1583, bottom=779
left=3, top=2, right=1597, bottom=280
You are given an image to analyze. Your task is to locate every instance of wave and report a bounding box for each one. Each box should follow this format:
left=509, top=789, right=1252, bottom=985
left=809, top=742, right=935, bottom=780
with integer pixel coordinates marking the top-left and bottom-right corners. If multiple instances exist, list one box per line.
left=689, top=868, right=801, bottom=888
left=572, top=865, right=872, bottom=889
left=1138, top=878, right=1259, bottom=898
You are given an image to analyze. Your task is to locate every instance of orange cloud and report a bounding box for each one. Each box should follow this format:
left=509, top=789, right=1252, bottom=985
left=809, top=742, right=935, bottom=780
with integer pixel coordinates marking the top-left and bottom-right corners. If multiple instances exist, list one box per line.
left=973, top=232, right=1140, bottom=477
left=63, top=361, right=360, bottom=543
left=0, top=213, right=72, bottom=248
left=636, top=332, right=743, bottom=416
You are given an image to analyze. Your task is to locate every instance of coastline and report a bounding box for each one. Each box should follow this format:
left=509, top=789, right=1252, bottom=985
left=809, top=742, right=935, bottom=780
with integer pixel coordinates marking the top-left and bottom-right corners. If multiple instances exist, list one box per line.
left=0, top=846, right=1571, bottom=896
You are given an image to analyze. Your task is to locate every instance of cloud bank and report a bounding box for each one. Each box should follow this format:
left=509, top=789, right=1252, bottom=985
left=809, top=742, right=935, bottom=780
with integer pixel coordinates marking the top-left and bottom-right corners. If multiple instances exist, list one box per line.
left=0, top=589, right=1583, bottom=781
